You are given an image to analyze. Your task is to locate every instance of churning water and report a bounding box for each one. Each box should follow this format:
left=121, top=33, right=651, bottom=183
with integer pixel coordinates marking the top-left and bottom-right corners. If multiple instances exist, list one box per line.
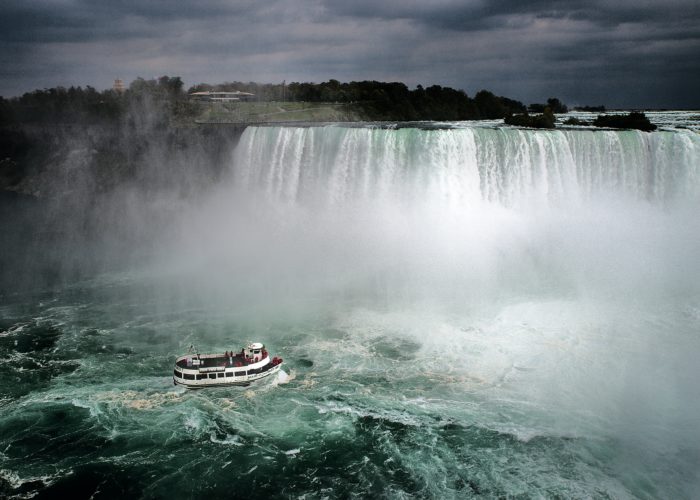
left=1, top=121, right=700, bottom=498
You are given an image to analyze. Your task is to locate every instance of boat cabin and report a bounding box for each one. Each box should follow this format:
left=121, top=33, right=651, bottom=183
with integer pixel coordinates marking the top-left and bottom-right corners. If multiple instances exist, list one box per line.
left=246, top=342, right=267, bottom=363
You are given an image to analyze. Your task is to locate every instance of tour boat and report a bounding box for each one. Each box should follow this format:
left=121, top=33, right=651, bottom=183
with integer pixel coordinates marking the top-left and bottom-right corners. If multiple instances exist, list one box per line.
left=173, top=342, right=283, bottom=389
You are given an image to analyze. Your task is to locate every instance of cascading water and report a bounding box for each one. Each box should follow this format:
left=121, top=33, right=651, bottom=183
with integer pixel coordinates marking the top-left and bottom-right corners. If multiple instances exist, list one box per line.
left=233, top=126, right=699, bottom=207
left=1, top=124, right=699, bottom=498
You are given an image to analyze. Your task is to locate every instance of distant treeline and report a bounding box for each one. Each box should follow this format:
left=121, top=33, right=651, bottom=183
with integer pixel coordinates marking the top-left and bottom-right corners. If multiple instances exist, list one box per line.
left=2, top=76, right=586, bottom=127
left=0, top=76, right=663, bottom=138
left=0, top=76, right=194, bottom=127
left=0, top=77, right=542, bottom=124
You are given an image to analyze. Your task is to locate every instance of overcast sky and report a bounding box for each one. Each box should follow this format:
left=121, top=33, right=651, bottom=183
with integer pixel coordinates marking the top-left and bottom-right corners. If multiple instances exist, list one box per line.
left=1, top=0, right=699, bottom=108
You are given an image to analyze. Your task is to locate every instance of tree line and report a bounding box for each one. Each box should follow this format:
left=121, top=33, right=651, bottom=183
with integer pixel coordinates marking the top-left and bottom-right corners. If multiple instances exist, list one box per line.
left=2, top=75, right=655, bottom=132
left=0, top=76, right=194, bottom=126
left=2, top=76, right=573, bottom=125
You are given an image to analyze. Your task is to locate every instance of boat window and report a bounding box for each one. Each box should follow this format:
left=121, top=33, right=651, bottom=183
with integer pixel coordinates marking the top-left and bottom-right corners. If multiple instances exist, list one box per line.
left=217, top=373, right=224, bottom=378
left=196, top=374, right=206, bottom=380
left=184, top=373, right=195, bottom=380
left=208, top=373, right=216, bottom=379
left=225, top=372, right=233, bottom=377
left=173, top=370, right=182, bottom=378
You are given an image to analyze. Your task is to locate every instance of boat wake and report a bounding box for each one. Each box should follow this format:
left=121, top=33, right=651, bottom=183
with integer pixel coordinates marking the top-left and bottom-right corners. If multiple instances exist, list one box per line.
left=275, top=369, right=292, bottom=385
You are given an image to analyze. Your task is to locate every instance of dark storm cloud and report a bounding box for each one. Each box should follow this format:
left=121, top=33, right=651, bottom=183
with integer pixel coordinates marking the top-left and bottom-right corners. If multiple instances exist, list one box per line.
left=320, top=0, right=699, bottom=29
left=0, top=0, right=262, bottom=43
left=0, top=0, right=698, bottom=107
left=316, top=0, right=700, bottom=107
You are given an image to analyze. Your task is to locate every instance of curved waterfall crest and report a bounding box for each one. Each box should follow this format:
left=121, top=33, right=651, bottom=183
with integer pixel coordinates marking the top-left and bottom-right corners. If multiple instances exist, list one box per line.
left=232, top=126, right=700, bottom=207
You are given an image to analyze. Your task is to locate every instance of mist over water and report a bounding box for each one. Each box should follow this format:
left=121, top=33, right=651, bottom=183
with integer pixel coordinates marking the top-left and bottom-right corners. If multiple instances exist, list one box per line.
left=2, top=123, right=700, bottom=497
left=175, top=126, right=700, bottom=307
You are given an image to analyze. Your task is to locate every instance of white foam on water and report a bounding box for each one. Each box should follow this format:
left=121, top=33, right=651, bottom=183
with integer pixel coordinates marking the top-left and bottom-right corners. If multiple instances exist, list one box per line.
left=276, top=369, right=291, bottom=384
left=210, top=433, right=244, bottom=446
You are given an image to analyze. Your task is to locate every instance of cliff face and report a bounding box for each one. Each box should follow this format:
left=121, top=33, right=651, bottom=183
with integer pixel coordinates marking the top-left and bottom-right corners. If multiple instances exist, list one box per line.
left=2, top=122, right=243, bottom=199
left=0, top=117, right=245, bottom=293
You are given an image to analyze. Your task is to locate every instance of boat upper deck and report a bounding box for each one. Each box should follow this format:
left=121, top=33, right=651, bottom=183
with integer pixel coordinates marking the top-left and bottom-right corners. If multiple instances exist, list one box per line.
left=176, top=352, right=265, bottom=370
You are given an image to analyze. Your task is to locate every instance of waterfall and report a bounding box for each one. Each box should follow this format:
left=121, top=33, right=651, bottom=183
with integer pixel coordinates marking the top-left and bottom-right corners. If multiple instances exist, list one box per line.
left=163, top=124, right=700, bottom=307
left=232, top=126, right=700, bottom=208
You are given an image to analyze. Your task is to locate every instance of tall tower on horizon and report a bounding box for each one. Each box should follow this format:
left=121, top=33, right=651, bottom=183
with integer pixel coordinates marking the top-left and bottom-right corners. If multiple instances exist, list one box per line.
left=113, top=79, right=125, bottom=93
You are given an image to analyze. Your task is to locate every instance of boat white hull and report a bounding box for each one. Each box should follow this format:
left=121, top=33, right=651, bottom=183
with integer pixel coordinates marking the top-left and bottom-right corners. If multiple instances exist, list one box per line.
left=173, top=359, right=283, bottom=389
